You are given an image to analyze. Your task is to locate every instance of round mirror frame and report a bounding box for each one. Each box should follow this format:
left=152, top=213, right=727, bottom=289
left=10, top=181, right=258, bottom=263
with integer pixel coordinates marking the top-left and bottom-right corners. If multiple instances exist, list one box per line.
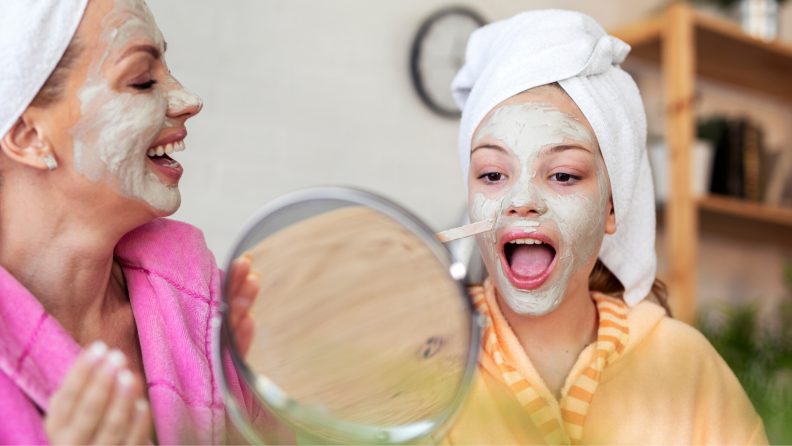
left=215, top=187, right=483, bottom=445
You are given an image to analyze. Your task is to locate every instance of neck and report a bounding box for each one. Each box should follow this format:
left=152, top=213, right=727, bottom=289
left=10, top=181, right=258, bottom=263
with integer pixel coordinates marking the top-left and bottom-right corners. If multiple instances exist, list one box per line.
left=0, top=170, right=150, bottom=345
left=496, top=278, right=598, bottom=398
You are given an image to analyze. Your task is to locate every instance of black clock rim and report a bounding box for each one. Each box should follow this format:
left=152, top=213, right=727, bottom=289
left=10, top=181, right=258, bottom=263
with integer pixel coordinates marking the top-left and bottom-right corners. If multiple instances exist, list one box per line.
left=410, top=6, right=486, bottom=119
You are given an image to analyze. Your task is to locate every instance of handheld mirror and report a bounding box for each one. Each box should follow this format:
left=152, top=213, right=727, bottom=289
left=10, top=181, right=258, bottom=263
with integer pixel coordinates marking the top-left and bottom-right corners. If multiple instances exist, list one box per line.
left=217, top=188, right=482, bottom=445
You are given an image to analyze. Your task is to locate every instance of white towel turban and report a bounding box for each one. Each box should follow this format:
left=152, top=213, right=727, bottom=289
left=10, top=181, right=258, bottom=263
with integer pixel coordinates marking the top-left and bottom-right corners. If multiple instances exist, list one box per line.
left=451, top=10, right=656, bottom=306
left=0, top=0, right=89, bottom=140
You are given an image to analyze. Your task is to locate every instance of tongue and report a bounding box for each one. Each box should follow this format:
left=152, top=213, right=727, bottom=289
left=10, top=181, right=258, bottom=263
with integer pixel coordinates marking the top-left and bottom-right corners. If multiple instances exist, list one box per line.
left=510, top=244, right=554, bottom=278
left=150, top=154, right=177, bottom=167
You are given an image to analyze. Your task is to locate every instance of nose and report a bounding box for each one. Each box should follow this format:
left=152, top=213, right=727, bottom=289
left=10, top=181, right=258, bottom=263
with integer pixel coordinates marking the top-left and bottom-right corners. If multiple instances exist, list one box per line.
left=505, top=200, right=544, bottom=218
left=503, top=174, right=545, bottom=218
left=165, top=82, right=203, bottom=122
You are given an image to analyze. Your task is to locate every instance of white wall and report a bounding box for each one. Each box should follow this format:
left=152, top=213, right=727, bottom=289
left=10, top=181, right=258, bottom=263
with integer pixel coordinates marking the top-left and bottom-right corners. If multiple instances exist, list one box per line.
left=146, top=0, right=666, bottom=265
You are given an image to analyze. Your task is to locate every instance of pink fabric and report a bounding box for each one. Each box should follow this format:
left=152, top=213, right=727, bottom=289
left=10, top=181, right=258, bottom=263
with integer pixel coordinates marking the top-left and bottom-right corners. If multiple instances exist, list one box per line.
left=0, top=218, right=257, bottom=444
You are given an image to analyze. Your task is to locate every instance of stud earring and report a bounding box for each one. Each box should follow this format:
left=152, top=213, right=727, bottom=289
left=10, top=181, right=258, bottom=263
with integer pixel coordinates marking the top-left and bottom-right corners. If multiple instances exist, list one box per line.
left=43, top=154, right=58, bottom=171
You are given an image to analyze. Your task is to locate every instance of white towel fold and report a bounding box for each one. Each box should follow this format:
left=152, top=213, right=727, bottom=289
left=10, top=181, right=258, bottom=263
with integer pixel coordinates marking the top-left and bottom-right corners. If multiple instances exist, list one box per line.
left=451, top=10, right=656, bottom=306
left=0, top=0, right=89, bottom=140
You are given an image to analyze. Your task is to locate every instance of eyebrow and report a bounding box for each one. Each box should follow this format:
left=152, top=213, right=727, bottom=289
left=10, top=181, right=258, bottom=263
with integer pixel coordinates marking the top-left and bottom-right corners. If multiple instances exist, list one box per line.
left=116, top=42, right=166, bottom=65
left=539, top=144, right=593, bottom=156
left=471, top=144, right=508, bottom=155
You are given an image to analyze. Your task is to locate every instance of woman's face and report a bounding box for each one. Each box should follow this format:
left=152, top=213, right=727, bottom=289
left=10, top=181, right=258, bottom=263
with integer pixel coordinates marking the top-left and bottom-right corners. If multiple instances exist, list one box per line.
left=42, top=0, right=202, bottom=216
left=468, top=86, right=614, bottom=316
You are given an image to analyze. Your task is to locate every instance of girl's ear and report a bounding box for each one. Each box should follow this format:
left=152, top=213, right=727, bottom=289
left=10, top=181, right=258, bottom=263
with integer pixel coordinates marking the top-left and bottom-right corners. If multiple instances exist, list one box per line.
left=605, top=196, right=617, bottom=235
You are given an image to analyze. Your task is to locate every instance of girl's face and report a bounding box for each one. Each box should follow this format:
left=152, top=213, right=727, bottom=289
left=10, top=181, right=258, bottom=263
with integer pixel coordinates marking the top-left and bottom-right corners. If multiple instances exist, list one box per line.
left=41, top=0, right=202, bottom=216
left=468, top=86, right=615, bottom=316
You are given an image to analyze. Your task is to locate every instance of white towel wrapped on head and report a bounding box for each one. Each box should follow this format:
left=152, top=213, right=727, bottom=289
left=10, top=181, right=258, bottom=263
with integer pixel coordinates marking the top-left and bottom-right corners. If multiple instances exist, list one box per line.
left=0, top=0, right=89, bottom=140
left=451, top=10, right=656, bottom=306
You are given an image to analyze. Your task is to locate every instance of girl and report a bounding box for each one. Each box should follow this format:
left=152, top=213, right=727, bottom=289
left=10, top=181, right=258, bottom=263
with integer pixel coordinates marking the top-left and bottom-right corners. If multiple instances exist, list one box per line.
left=442, top=10, right=767, bottom=445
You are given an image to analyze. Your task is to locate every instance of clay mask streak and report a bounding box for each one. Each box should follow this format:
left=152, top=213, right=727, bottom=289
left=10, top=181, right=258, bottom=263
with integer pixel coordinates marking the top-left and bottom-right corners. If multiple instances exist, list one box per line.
left=70, top=0, right=202, bottom=213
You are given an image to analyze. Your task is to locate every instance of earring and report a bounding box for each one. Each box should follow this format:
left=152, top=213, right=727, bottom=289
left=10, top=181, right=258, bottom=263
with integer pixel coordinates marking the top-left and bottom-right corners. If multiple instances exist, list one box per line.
left=43, top=154, right=58, bottom=171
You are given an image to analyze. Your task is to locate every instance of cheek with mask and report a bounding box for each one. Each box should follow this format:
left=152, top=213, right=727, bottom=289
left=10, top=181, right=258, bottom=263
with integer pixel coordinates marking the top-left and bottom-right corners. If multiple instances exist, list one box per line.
left=70, top=0, right=203, bottom=214
left=469, top=103, right=609, bottom=316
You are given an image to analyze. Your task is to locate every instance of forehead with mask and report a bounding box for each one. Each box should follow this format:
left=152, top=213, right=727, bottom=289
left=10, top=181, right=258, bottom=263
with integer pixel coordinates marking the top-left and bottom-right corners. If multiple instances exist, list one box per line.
left=71, top=0, right=202, bottom=213
left=468, top=86, right=611, bottom=316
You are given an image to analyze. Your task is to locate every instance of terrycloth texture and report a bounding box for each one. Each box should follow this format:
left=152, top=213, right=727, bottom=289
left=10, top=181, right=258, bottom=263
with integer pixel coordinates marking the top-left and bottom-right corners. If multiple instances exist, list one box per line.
left=471, top=278, right=630, bottom=445
left=440, top=282, right=768, bottom=445
left=0, top=0, right=89, bottom=141
left=0, top=219, right=263, bottom=444
left=451, top=10, right=657, bottom=306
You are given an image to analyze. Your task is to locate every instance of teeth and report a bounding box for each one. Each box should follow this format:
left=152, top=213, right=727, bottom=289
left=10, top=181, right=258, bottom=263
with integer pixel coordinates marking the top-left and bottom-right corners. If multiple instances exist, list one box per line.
left=147, top=140, right=186, bottom=158
left=508, top=239, right=544, bottom=245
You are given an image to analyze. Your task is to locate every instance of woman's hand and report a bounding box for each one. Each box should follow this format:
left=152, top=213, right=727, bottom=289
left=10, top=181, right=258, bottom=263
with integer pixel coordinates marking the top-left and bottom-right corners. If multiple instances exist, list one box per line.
left=45, top=342, right=151, bottom=445
left=227, top=254, right=259, bottom=357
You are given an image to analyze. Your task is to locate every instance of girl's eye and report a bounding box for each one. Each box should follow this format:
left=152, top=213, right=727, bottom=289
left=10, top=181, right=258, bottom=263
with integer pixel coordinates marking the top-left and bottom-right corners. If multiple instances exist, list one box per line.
left=478, top=172, right=506, bottom=183
left=131, top=79, right=157, bottom=90
left=550, top=172, right=580, bottom=184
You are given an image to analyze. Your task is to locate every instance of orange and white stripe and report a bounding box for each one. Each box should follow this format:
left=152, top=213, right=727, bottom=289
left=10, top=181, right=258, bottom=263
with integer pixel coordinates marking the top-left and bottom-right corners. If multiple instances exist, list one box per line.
left=471, top=279, right=630, bottom=445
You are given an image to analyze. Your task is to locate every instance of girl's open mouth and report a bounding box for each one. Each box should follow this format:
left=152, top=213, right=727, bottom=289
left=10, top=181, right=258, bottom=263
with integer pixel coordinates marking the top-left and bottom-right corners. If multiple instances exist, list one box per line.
left=500, top=231, right=557, bottom=290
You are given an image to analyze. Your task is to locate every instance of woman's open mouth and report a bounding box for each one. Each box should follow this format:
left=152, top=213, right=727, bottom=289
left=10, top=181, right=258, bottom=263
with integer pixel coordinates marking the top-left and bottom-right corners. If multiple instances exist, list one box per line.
left=145, top=129, right=187, bottom=182
left=500, top=230, right=557, bottom=290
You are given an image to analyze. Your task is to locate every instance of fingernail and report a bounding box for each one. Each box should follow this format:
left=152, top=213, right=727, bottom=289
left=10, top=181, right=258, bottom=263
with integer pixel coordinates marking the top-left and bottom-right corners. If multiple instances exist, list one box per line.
left=86, top=341, right=107, bottom=364
left=103, top=350, right=126, bottom=374
left=242, top=253, right=253, bottom=265
left=117, top=369, right=134, bottom=390
left=246, top=271, right=260, bottom=281
left=135, top=399, right=149, bottom=413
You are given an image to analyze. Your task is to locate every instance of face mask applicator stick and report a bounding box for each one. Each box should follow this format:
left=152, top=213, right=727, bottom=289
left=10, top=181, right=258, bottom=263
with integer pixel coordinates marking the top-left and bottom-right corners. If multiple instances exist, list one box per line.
left=436, top=219, right=494, bottom=243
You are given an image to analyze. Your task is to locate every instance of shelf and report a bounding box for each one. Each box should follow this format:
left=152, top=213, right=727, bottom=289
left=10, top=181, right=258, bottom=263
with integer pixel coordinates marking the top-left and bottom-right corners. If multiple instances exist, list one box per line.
left=656, top=196, right=792, bottom=249
left=697, top=195, right=792, bottom=227
left=611, top=5, right=792, bottom=101
left=609, top=2, right=792, bottom=324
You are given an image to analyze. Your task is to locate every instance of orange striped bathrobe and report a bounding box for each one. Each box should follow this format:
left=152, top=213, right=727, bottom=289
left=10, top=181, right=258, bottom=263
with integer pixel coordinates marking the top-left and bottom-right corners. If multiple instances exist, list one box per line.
left=441, top=279, right=768, bottom=445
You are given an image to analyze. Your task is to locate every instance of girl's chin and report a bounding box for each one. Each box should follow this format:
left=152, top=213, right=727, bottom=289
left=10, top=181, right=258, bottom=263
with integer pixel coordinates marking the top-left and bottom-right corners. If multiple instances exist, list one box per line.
left=496, top=278, right=565, bottom=316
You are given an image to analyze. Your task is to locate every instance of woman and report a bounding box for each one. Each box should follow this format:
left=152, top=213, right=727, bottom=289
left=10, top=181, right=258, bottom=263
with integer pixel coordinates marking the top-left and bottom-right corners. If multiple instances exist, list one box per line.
left=441, top=10, right=768, bottom=445
left=0, top=0, right=270, bottom=443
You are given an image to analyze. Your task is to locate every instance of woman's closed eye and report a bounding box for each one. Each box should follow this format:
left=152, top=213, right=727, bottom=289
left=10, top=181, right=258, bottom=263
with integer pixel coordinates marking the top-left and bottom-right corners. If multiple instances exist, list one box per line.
left=549, top=172, right=581, bottom=185
left=478, top=172, right=507, bottom=184
left=131, top=79, right=157, bottom=91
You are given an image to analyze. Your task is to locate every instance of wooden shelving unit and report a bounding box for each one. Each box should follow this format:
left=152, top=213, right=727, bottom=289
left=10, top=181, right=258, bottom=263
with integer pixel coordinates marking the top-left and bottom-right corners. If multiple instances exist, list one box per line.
left=611, top=2, right=792, bottom=325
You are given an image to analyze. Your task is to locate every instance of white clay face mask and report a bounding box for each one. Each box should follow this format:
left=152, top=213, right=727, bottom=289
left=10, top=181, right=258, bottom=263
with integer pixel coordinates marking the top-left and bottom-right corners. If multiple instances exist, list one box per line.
left=70, top=0, right=202, bottom=213
left=469, top=103, right=609, bottom=316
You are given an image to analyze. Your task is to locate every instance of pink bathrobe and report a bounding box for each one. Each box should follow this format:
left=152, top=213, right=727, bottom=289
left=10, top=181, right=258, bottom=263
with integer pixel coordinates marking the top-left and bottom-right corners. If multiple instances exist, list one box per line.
left=0, top=218, right=262, bottom=444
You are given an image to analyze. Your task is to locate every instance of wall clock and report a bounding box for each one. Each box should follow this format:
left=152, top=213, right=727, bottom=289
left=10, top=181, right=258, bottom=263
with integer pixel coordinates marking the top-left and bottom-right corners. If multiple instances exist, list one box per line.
left=410, top=7, right=486, bottom=118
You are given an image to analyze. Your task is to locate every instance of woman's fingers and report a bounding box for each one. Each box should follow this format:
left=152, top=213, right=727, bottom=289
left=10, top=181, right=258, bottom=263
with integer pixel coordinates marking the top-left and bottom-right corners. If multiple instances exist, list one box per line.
left=67, top=350, right=126, bottom=443
left=45, top=341, right=107, bottom=442
left=234, top=313, right=256, bottom=357
left=230, top=270, right=259, bottom=326
left=125, top=399, right=152, bottom=445
left=92, top=369, right=140, bottom=444
left=228, top=254, right=259, bottom=356
left=227, top=254, right=252, bottom=299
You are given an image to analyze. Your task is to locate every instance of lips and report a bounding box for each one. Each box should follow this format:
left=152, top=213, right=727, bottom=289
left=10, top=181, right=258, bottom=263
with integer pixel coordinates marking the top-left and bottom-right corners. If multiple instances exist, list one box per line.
left=146, top=129, right=186, bottom=182
left=499, top=230, right=558, bottom=290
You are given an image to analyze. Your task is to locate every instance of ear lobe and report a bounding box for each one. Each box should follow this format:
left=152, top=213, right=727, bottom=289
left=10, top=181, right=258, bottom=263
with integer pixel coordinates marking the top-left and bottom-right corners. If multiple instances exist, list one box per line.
left=605, top=198, right=617, bottom=235
left=0, top=115, right=55, bottom=171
